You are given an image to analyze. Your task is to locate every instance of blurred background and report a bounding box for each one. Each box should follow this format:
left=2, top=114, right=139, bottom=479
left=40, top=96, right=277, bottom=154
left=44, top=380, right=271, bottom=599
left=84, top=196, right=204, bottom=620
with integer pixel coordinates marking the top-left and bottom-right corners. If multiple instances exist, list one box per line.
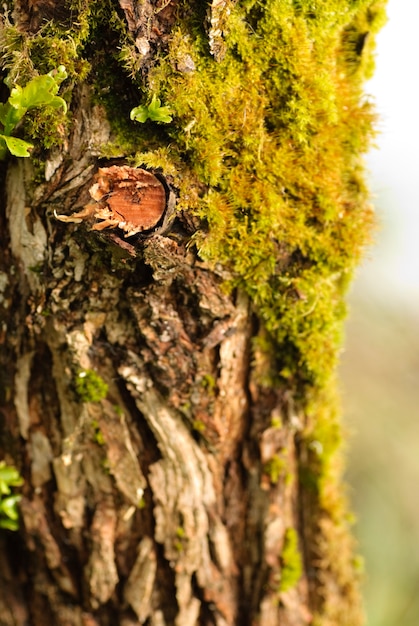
left=339, top=1, right=419, bottom=625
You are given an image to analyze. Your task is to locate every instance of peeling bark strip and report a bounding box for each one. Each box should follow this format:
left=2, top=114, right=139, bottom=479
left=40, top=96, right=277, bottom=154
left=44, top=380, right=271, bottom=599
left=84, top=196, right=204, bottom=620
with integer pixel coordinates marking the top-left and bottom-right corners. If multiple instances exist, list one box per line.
left=0, top=0, right=381, bottom=624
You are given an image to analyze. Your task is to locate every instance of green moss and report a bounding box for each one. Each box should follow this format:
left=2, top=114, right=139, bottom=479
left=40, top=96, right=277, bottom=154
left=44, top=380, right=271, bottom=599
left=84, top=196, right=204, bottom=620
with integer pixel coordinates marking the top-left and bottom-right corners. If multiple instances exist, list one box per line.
left=192, top=419, right=206, bottom=433
left=297, top=379, right=366, bottom=624
left=279, top=528, right=303, bottom=592
left=0, top=16, right=88, bottom=151
left=176, top=526, right=186, bottom=539
left=200, top=374, right=216, bottom=393
left=75, top=369, right=108, bottom=403
left=91, top=420, right=105, bottom=445
left=174, top=526, right=187, bottom=552
left=270, top=412, right=283, bottom=429
left=302, top=381, right=345, bottom=508
left=141, top=0, right=382, bottom=394
left=264, top=451, right=287, bottom=485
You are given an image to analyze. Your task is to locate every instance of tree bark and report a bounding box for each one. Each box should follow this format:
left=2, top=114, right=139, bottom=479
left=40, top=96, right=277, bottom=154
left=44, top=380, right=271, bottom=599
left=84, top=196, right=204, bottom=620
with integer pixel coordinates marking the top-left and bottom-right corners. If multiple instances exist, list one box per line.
left=0, top=1, right=383, bottom=624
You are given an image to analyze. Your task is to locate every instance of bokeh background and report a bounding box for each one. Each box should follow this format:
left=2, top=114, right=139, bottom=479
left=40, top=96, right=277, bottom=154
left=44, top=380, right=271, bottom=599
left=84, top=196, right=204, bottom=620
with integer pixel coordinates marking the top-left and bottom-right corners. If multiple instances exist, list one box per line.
left=340, top=1, right=419, bottom=624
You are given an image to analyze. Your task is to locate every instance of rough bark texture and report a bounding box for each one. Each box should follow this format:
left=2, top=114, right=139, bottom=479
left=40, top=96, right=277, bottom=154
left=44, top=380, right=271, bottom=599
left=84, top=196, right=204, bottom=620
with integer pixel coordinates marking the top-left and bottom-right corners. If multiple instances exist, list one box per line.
left=0, top=155, right=307, bottom=626
left=0, top=0, right=385, bottom=624
left=0, top=153, right=307, bottom=625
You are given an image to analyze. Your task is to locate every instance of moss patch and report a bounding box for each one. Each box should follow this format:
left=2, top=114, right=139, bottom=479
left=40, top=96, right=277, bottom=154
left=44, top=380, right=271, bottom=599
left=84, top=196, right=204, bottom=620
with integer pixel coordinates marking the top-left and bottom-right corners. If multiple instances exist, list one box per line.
left=280, top=527, right=303, bottom=593
left=144, top=0, right=383, bottom=393
left=75, top=369, right=108, bottom=403
left=264, top=451, right=287, bottom=485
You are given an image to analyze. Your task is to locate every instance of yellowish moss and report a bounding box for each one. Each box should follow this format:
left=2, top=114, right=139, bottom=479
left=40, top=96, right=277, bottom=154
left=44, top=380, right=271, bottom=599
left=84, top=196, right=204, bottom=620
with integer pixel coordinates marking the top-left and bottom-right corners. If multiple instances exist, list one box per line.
left=300, top=378, right=366, bottom=624
left=192, top=420, right=206, bottom=434
left=75, top=369, right=108, bottom=403
left=143, top=0, right=382, bottom=393
left=264, top=451, right=287, bottom=485
left=279, top=528, right=303, bottom=593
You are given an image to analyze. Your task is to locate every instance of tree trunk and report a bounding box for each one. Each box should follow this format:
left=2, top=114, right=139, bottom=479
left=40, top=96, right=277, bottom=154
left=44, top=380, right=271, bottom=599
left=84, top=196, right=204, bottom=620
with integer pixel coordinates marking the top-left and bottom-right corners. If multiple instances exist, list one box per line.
left=0, top=1, right=384, bottom=625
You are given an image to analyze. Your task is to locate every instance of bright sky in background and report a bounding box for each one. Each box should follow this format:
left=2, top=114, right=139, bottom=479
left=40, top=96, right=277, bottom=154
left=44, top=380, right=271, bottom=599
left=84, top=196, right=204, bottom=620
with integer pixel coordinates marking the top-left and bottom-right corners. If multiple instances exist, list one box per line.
left=358, top=0, right=419, bottom=307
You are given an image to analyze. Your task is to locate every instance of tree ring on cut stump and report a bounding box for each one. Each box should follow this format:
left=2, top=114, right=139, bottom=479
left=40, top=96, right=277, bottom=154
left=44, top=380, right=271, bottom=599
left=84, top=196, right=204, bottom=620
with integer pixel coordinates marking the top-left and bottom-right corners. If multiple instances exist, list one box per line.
left=88, top=165, right=169, bottom=236
left=54, top=165, right=174, bottom=239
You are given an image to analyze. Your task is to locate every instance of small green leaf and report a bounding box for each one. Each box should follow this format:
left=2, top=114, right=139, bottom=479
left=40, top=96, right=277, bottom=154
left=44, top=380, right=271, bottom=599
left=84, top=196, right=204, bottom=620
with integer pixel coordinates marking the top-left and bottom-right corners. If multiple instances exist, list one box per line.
left=0, top=463, right=23, bottom=531
left=0, top=517, right=19, bottom=531
left=0, top=138, right=8, bottom=161
left=150, top=108, right=172, bottom=123
left=147, top=95, right=172, bottom=123
left=0, top=462, right=24, bottom=487
left=148, top=95, right=161, bottom=109
left=0, top=495, right=21, bottom=520
left=48, top=65, right=67, bottom=86
left=0, top=102, right=24, bottom=135
left=130, top=105, right=149, bottom=123
left=0, top=480, right=11, bottom=495
left=1, top=66, right=68, bottom=141
left=9, top=71, right=67, bottom=114
left=0, top=102, right=10, bottom=126
left=130, top=94, right=172, bottom=124
left=0, top=134, right=33, bottom=157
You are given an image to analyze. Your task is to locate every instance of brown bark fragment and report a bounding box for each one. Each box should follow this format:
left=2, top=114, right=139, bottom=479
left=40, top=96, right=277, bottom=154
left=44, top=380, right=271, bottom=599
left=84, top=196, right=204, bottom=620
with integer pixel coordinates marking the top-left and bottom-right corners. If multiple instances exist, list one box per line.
left=208, top=0, right=239, bottom=61
left=118, top=0, right=179, bottom=71
left=85, top=501, right=119, bottom=608
left=123, top=536, right=157, bottom=622
left=90, top=401, right=147, bottom=507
